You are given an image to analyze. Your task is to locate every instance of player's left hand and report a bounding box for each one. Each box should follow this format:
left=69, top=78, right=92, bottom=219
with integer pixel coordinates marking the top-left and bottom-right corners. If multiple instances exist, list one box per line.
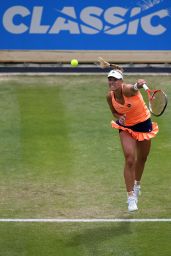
left=119, top=114, right=126, bottom=125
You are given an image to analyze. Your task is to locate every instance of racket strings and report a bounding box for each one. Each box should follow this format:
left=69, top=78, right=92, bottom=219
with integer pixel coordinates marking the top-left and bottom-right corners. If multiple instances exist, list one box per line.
left=150, top=91, right=167, bottom=116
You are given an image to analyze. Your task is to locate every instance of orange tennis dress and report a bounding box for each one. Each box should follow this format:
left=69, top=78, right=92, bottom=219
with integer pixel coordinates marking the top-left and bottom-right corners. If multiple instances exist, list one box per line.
left=110, top=90, right=159, bottom=141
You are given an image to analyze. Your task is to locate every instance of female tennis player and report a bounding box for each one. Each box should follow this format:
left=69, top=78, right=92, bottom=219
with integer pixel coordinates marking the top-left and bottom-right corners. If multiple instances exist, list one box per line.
left=99, top=59, right=159, bottom=212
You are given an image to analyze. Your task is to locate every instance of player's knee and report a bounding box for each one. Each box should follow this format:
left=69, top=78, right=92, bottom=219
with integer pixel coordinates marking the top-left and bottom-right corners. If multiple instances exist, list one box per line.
left=125, top=155, right=135, bottom=168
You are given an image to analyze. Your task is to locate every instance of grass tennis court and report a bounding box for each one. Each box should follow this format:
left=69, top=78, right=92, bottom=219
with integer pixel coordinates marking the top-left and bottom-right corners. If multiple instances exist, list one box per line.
left=0, top=74, right=170, bottom=255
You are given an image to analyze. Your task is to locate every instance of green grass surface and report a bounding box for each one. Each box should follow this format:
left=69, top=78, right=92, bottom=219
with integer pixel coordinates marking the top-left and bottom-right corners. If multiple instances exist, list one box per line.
left=0, top=75, right=170, bottom=255
left=0, top=222, right=171, bottom=256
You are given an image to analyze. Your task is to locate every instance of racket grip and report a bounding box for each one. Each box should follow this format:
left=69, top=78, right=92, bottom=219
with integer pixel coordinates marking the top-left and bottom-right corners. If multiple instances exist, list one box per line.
left=143, top=84, right=149, bottom=91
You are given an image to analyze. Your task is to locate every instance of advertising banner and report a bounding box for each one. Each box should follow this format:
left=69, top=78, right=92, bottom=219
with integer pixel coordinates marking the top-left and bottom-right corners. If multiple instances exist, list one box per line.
left=0, top=0, right=170, bottom=50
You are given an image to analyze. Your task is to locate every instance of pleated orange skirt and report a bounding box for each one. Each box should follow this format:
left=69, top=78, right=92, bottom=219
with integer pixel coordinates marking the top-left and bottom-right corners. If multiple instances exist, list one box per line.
left=111, top=120, right=159, bottom=141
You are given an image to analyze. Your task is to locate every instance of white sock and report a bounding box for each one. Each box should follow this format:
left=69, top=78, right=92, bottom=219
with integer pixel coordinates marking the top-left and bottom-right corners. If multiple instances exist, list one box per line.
left=134, top=180, right=141, bottom=186
left=127, top=191, right=134, bottom=198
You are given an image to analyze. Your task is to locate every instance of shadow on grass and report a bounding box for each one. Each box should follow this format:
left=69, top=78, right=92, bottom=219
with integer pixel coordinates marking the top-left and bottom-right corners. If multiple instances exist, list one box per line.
left=65, top=222, right=132, bottom=255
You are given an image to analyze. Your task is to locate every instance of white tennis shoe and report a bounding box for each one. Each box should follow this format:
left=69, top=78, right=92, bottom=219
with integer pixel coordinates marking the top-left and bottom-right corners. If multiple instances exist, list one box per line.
left=127, top=196, right=138, bottom=212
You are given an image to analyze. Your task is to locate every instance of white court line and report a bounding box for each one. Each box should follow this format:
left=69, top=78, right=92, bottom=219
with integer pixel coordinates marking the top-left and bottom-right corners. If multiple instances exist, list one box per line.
left=0, top=218, right=171, bottom=223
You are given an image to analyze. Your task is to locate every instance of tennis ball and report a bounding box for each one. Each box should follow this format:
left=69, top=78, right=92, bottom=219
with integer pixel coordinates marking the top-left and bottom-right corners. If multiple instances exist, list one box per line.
left=71, top=59, right=78, bottom=67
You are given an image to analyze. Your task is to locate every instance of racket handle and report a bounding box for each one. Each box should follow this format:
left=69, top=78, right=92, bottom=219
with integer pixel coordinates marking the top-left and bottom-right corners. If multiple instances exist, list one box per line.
left=143, top=84, right=149, bottom=91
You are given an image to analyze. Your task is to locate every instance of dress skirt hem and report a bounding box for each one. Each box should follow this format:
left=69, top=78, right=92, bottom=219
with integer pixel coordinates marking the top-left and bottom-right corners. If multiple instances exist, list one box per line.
left=111, top=121, right=159, bottom=141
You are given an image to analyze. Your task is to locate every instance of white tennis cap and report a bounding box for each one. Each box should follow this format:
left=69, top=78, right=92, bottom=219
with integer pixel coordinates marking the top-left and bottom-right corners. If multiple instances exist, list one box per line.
left=108, top=70, right=123, bottom=80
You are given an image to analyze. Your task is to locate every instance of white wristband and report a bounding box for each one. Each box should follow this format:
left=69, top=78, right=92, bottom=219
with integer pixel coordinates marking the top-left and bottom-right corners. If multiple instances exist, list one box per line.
left=133, top=83, right=138, bottom=91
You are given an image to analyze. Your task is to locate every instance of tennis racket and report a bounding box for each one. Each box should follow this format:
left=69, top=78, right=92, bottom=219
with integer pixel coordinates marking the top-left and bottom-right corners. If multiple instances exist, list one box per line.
left=143, top=84, right=167, bottom=116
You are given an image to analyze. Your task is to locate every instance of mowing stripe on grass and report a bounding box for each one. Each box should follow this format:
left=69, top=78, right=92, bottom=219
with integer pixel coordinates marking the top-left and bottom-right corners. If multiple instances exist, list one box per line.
left=0, top=219, right=170, bottom=222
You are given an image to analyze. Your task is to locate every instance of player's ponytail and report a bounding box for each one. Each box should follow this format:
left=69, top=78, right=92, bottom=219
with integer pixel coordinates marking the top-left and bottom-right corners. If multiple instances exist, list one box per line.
left=97, top=57, right=124, bottom=73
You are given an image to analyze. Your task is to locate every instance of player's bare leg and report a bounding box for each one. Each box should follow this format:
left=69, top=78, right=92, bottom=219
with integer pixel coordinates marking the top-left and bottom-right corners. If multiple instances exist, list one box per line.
left=134, top=140, right=151, bottom=201
left=135, top=140, right=151, bottom=181
left=119, top=131, right=138, bottom=211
